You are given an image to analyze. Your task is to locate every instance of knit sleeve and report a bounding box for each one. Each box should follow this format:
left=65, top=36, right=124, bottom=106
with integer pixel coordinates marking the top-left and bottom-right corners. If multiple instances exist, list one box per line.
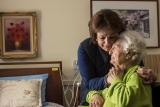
left=106, top=73, right=140, bottom=107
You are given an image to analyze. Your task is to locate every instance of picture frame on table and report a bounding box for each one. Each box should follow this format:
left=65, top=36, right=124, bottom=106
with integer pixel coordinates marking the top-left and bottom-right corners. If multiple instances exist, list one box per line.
left=91, top=0, right=159, bottom=48
left=0, top=12, right=38, bottom=58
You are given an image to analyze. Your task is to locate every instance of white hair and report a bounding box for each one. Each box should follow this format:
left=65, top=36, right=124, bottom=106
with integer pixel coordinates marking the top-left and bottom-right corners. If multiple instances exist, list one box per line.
left=118, top=30, right=146, bottom=64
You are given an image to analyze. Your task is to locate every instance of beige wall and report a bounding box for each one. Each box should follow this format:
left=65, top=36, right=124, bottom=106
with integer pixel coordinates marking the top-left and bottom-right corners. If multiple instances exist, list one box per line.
left=0, top=0, right=159, bottom=80
left=0, top=0, right=90, bottom=79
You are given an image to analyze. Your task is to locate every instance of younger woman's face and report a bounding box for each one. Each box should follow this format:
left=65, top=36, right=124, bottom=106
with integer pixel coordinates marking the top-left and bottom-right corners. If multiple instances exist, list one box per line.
left=96, top=28, right=119, bottom=52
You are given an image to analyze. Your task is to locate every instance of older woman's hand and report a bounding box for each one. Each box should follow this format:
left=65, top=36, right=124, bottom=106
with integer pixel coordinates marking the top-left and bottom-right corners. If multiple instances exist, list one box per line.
left=89, top=94, right=104, bottom=107
left=137, top=67, right=156, bottom=84
left=107, top=67, right=124, bottom=84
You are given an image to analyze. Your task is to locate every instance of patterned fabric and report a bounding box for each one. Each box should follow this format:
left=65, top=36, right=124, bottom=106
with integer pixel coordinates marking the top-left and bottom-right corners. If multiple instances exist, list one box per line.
left=0, top=73, right=49, bottom=106
left=0, top=79, right=42, bottom=107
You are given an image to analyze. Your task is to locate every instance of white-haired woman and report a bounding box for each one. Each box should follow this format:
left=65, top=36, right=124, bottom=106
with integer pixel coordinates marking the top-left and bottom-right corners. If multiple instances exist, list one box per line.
left=85, top=31, right=152, bottom=107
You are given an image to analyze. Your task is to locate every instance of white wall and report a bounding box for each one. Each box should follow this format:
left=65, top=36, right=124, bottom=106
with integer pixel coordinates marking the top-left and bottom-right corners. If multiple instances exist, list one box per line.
left=0, top=0, right=159, bottom=80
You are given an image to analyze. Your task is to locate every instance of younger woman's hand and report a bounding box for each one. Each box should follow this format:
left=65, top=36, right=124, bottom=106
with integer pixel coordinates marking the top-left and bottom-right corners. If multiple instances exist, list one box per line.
left=137, top=67, right=156, bottom=84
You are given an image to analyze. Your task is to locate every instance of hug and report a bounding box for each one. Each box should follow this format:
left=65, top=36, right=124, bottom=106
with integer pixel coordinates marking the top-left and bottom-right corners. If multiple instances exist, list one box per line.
left=78, top=9, right=158, bottom=107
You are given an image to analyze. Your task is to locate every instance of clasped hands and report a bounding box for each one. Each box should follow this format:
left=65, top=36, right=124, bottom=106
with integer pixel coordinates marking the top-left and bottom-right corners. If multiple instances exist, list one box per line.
left=89, top=67, right=122, bottom=107
left=107, top=66, right=123, bottom=84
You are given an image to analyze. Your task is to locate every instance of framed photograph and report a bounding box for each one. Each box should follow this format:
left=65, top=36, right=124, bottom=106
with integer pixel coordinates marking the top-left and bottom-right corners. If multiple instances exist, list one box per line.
left=0, top=12, right=37, bottom=58
left=91, top=0, right=159, bottom=48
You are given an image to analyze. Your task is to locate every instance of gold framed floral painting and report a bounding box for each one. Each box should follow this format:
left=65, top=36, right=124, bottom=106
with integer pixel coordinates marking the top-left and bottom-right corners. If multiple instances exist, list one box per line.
left=0, top=12, right=37, bottom=58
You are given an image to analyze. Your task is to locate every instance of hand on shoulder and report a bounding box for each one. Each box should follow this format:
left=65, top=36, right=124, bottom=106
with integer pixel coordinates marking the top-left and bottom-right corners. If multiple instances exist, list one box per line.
left=137, top=67, right=156, bottom=84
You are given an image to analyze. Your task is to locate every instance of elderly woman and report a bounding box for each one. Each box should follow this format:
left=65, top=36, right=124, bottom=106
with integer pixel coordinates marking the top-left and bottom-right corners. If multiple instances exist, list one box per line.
left=85, top=31, right=152, bottom=107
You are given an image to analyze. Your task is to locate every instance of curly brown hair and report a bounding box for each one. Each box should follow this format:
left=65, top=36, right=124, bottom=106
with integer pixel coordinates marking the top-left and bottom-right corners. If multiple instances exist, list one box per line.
left=89, top=9, right=126, bottom=44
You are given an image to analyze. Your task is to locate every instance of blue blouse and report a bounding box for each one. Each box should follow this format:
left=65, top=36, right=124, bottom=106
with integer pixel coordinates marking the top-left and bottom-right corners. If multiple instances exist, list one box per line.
left=77, top=38, right=112, bottom=105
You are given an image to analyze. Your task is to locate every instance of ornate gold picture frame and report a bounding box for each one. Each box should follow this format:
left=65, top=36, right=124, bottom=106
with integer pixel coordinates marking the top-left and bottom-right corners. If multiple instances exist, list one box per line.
left=0, top=12, right=37, bottom=58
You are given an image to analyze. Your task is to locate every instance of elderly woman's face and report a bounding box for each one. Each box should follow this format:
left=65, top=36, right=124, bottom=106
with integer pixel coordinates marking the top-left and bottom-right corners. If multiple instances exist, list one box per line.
left=96, top=27, right=119, bottom=52
left=109, top=41, right=127, bottom=68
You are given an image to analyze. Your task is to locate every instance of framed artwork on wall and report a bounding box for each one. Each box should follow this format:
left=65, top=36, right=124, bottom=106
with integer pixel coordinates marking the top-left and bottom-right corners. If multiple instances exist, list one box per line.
left=91, top=0, right=159, bottom=48
left=0, top=12, right=38, bottom=58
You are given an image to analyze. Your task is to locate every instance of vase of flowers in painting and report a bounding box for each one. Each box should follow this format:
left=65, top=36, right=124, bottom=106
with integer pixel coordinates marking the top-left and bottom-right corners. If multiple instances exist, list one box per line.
left=7, top=21, right=29, bottom=51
